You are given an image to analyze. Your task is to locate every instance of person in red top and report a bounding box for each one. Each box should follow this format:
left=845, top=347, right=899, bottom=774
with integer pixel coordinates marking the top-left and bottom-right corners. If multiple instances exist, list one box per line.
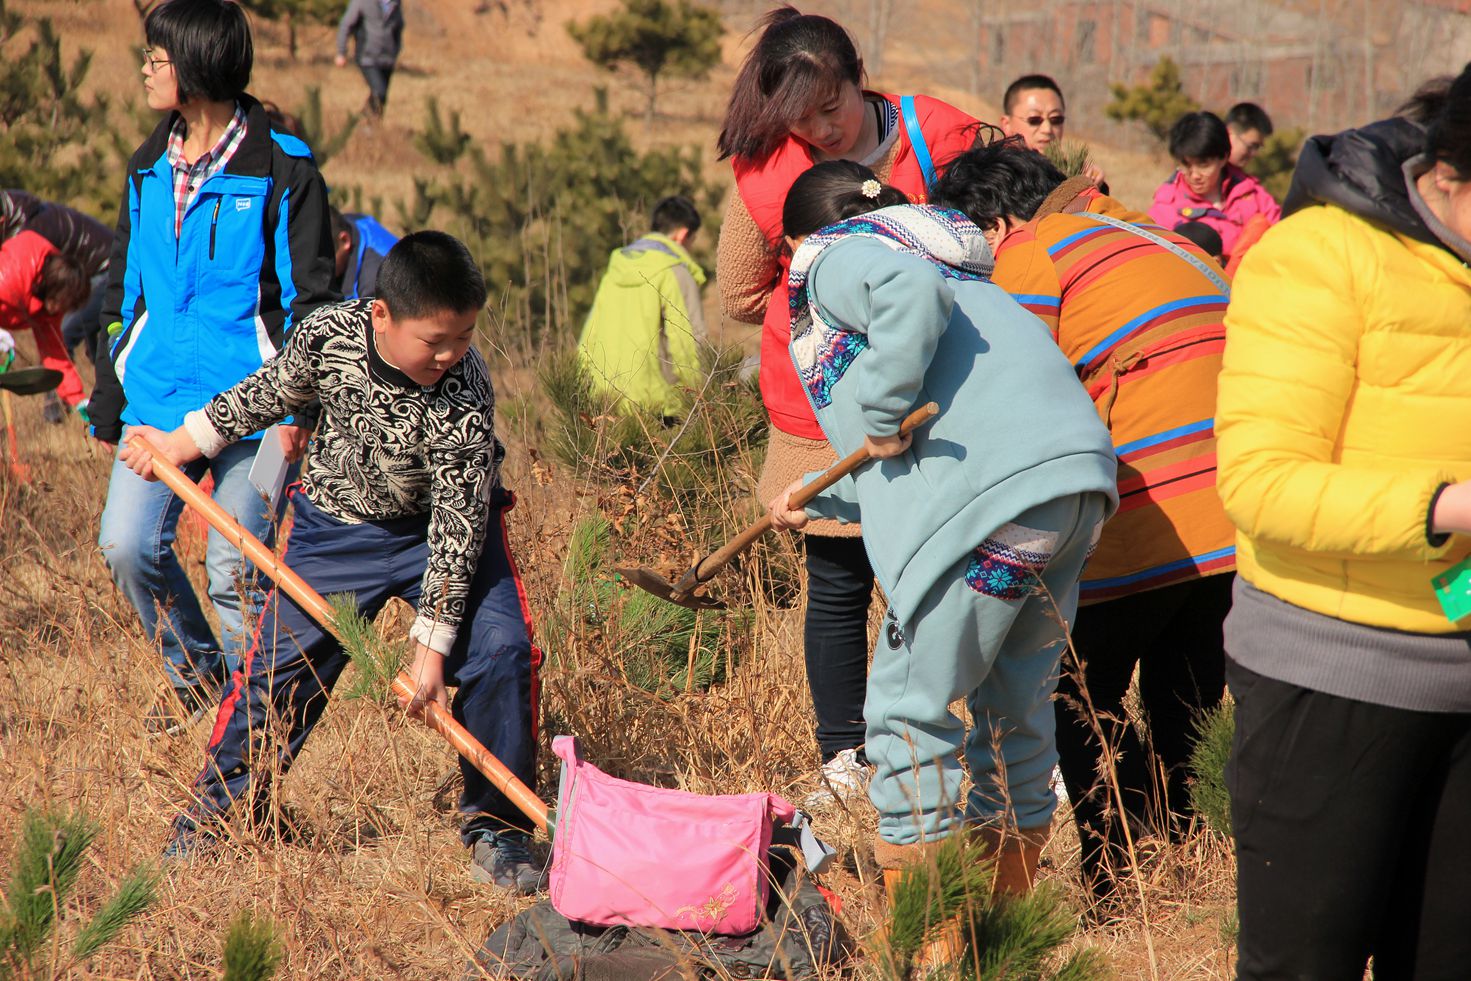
left=715, top=4, right=982, bottom=801
left=0, top=229, right=90, bottom=411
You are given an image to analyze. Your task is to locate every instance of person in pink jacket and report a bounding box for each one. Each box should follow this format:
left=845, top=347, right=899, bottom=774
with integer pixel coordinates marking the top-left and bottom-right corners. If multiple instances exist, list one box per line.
left=0, top=229, right=90, bottom=411
left=1150, top=111, right=1281, bottom=263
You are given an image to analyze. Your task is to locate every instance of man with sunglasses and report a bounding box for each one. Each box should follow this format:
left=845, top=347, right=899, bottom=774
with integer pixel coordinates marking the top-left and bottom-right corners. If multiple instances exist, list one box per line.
left=998, top=74, right=1105, bottom=186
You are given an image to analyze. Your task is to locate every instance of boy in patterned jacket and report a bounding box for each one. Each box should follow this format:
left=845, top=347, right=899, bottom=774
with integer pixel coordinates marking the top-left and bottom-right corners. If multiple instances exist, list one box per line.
left=120, top=231, right=544, bottom=894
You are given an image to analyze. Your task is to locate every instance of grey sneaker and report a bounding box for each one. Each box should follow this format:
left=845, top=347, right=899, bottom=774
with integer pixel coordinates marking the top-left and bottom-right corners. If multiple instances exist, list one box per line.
left=144, top=684, right=216, bottom=736
left=471, top=831, right=543, bottom=895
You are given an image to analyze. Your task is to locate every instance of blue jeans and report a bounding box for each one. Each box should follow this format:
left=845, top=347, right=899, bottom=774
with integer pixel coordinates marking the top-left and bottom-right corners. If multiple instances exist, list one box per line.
left=99, top=439, right=282, bottom=692
left=181, top=489, right=539, bottom=844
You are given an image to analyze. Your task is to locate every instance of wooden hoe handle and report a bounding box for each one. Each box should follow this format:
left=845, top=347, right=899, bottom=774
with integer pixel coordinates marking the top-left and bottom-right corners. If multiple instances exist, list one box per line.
left=129, top=434, right=551, bottom=832
left=675, top=401, right=940, bottom=592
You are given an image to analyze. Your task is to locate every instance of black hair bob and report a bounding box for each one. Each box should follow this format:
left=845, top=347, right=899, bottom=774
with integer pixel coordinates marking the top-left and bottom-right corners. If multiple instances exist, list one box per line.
left=1167, top=111, right=1231, bottom=163
left=145, top=0, right=253, bottom=104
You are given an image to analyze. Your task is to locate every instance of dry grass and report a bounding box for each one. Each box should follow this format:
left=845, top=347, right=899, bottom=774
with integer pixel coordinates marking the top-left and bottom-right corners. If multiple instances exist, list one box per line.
left=4, top=1, right=1229, bottom=977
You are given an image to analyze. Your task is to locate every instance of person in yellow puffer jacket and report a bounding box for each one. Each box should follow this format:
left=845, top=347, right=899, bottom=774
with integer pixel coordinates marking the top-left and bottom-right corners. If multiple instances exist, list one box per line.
left=1215, top=65, right=1471, bottom=980
left=576, top=196, right=707, bottom=419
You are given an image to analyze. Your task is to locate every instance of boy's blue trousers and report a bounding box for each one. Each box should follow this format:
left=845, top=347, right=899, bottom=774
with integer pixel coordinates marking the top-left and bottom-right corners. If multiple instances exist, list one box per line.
left=179, top=487, right=540, bottom=845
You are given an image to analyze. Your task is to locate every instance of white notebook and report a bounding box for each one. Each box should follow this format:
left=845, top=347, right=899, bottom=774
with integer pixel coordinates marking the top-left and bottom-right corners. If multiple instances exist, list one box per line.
left=248, top=425, right=289, bottom=508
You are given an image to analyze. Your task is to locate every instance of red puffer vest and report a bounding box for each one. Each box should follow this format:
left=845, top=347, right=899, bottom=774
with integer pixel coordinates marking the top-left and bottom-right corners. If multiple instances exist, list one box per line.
left=733, top=93, right=978, bottom=438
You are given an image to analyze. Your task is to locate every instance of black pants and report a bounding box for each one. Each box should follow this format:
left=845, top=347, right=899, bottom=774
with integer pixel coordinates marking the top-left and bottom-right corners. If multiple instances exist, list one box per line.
left=1227, top=657, right=1471, bottom=980
left=359, top=65, right=394, bottom=113
left=1053, top=574, right=1231, bottom=902
left=803, top=534, right=874, bottom=763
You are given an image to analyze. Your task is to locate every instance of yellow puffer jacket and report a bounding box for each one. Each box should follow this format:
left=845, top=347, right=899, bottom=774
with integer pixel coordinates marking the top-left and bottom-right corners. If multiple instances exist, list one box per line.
left=1217, top=202, right=1471, bottom=633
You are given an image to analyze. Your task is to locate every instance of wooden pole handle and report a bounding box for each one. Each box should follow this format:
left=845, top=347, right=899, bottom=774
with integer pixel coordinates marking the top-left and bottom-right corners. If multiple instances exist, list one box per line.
left=673, top=402, right=939, bottom=594
left=129, top=434, right=551, bottom=833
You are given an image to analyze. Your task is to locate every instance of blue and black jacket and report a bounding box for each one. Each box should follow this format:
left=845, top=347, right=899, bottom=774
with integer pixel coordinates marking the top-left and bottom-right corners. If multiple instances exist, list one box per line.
left=334, top=213, right=398, bottom=299
left=90, top=95, right=338, bottom=443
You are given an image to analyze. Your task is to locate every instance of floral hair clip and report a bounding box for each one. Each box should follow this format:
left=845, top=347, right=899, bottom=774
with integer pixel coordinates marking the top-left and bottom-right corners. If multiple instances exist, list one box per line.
left=860, top=179, right=882, bottom=199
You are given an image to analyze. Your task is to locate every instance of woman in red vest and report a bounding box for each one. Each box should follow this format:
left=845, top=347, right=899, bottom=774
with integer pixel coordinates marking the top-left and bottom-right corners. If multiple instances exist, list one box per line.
left=716, top=5, right=981, bottom=801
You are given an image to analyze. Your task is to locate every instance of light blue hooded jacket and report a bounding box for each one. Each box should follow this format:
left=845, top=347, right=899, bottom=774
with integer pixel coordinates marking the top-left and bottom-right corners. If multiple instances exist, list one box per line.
left=788, top=205, right=1119, bottom=628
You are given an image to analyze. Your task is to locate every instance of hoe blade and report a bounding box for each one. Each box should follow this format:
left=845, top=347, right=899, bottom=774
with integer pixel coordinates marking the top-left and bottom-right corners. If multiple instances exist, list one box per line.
left=613, top=566, right=727, bottom=611
left=0, top=367, right=63, bottom=396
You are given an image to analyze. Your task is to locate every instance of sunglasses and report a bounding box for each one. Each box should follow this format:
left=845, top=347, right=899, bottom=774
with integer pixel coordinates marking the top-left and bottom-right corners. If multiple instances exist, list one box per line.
left=1024, top=113, right=1066, bottom=127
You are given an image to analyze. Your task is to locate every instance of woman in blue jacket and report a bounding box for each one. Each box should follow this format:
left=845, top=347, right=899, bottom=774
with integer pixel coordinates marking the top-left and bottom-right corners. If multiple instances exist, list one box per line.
left=769, top=161, right=1117, bottom=901
left=92, top=0, right=336, bottom=734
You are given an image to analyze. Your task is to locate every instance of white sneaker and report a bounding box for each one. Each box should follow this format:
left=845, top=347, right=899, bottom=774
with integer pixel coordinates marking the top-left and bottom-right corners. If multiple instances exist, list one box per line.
left=804, top=748, right=871, bottom=807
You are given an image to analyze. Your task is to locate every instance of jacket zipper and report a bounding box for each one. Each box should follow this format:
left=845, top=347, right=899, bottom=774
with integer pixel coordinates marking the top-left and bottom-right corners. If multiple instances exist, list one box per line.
left=209, top=199, right=221, bottom=260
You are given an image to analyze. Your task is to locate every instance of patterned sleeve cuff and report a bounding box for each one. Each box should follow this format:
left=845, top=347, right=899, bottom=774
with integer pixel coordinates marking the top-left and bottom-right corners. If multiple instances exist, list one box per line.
left=409, top=614, right=458, bottom=656
left=183, top=409, right=231, bottom=459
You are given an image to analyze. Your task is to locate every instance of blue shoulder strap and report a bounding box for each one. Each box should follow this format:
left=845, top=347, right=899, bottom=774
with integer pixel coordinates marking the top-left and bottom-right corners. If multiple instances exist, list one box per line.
left=899, top=96, right=936, bottom=191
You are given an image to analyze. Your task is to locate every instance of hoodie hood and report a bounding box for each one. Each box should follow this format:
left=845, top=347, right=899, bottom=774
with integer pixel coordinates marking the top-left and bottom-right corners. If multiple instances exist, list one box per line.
left=604, top=233, right=705, bottom=288
left=1284, top=117, right=1440, bottom=247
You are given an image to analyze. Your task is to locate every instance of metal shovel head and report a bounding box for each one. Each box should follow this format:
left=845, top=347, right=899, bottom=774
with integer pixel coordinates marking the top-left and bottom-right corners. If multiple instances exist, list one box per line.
left=0, top=367, right=63, bottom=396
left=612, top=566, right=727, bottom=610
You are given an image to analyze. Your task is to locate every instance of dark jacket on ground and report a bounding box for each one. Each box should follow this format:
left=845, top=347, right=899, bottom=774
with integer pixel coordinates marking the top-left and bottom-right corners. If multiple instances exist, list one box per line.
left=90, top=95, right=336, bottom=443
left=337, top=0, right=404, bottom=68
left=0, top=190, right=114, bottom=279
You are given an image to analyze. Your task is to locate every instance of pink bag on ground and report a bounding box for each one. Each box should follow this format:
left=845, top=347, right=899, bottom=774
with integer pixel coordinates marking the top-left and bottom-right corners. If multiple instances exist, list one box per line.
left=548, top=735, right=817, bottom=935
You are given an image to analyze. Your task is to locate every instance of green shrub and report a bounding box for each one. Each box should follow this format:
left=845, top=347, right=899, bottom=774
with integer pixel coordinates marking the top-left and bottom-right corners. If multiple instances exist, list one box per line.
left=1105, top=57, right=1200, bottom=143
left=0, top=0, right=132, bottom=216
left=1043, top=140, right=1093, bottom=180
left=874, top=834, right=1109, bottom=981
left=0, top=809, right=157, bottom=979
left=1243, top=127, right=1306, bottom=203
left=1189, top=699, right=1235, bottom=838
left=221, top=910, right=283, bottom=981
left=567, top=0, right=723, bottom=125
left=548, top=511, right=741, bottom=695
left=539, top=345, right=766, bottom=511
left=394, top=88, right=726, bottom=349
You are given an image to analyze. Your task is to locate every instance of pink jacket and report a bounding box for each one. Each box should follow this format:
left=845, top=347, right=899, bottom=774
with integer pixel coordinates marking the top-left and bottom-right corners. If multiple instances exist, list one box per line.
left=1149, top=164, right=1281, bottom=261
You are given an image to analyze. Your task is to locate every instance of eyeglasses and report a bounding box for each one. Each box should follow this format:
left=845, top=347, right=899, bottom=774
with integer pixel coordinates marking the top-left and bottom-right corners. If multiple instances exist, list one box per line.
left=141, top=48, right=171, bottom=72
left=1024, top=114, right=1066, bottom=128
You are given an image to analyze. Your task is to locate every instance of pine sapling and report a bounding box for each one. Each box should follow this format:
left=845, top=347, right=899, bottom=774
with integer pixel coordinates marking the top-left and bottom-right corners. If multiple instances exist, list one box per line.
left=0, top=809, right=157, bottom=979
left=221, top=910, right=283, bottom=981
left=1188, top=700, right=1235, bottom=838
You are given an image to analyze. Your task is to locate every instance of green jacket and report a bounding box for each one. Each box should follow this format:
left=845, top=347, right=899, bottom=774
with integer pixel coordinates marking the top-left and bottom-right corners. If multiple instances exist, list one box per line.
left=577, top=233, right=707, bottom=416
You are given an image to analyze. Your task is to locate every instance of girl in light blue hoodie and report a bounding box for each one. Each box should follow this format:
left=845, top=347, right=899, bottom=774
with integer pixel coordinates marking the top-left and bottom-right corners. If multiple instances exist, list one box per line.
left=769, top=161, right=1118, bottom=884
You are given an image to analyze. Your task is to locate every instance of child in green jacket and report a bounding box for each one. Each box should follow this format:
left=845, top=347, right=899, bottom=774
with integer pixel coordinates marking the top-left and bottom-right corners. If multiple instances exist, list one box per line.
left=577, top=196, right=707, bottom=418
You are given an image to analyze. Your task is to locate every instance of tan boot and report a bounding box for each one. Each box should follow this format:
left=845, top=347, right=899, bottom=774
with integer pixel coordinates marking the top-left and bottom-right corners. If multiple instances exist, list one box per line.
left=970, top=823, right=1052, bottom=897
left=873, top=837, right=967, bottom=971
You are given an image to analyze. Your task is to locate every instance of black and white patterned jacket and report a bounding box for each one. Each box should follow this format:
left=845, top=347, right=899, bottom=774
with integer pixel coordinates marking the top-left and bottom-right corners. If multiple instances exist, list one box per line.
left=184, top=298, right=504, bottom=654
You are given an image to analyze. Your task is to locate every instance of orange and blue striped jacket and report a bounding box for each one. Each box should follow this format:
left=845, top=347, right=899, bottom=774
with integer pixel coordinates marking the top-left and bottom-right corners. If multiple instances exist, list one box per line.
left=992, top=189, right=1236, bottom=601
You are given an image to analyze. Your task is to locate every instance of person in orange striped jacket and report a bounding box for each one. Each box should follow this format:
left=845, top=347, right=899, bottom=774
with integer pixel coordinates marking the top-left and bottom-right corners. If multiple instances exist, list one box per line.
left=932, top=140, right=1235, bottom=912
